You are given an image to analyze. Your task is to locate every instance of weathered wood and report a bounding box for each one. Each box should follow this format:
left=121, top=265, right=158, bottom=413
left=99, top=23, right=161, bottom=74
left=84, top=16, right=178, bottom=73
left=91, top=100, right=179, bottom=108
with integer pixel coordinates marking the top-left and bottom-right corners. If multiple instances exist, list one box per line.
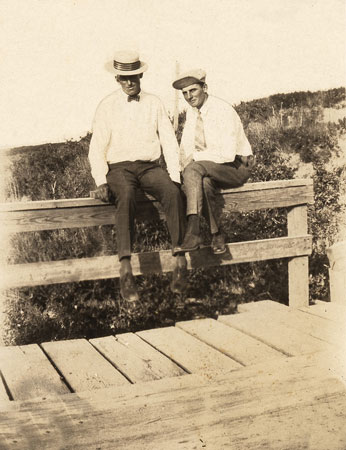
left=287, top=205, right=309, bottom=308
left=89, top=333, right=186, bottom=383
left=176, top=318, right=285, bottom=366
left=237, top=299, right=289, bottom=313
left=234, top=301, right=346, bottom=348
left=137, top=326, right=242, bottom=375
left=300, top=300, right=346, bottom=324
left=1, top=235, right=312, bottom=289
left=218, top=311, right=334, bottom=356
left=0, top=353, right=344, bottom=450
left=41, top=339, right=129, bottom=392
left=3, top=349, right=345, bottom=413
left=0, top=344, right=69, bottom=401
left=0, top=179, right=314, bottom=232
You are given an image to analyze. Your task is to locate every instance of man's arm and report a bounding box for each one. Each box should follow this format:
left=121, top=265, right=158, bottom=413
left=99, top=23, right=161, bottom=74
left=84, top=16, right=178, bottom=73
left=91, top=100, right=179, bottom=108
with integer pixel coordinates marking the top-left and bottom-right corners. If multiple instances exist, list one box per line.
left=88, top=102, right=111, bottom=187
left=156, top=101, right=181, bottom=184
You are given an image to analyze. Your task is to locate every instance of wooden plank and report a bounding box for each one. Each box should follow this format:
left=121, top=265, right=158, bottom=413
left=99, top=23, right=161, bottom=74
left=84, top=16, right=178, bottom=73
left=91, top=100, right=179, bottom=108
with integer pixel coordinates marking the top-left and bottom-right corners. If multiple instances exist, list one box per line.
left=0, top=344, right=69, bottom=401
left=218, top=311, right=334, bottom=356
left=287, top=204, right=309, bottom=308
left=89, top=333, right=186, bottom=383
left=41, top=339, right=129, bottom=392
left=237, top=299, right=289, bottom=313
left=222, top=183, right=314, bottom=212
left=1, top=235, right=312, bottom=289
left=0, top=179, right=313, bottom=212
left=3, top=349, right=345, bottom=413
left=235, top=303, right=346, bottom=348
left=300, top=300, right=346, bottom=324
left=0, top=179, right=314, bottom=232
left=176, top=318, right=285, bottom=366
left=0, top=354, right=344, bottom=450
left=137, top=326, right=242, bottom=375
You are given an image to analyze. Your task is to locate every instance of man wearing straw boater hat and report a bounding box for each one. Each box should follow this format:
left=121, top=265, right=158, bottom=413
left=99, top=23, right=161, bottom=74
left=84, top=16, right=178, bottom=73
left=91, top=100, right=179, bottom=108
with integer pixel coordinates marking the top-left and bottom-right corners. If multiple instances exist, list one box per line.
left=173, top=69, right=254, bottom=254
left=88, top=51, right=187, bottom=308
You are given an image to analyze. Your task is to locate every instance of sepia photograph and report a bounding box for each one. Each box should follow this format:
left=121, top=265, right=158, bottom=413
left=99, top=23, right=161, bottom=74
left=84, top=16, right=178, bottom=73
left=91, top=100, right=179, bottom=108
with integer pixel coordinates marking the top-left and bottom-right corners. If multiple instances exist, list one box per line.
left=0, top=0, right=346, bottom=448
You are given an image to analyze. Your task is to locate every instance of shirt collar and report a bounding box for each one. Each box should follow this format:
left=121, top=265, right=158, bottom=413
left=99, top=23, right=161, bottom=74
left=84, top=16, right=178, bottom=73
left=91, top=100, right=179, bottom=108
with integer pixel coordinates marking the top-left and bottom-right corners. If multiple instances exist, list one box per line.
left=120, top=89, right=142, bottom=102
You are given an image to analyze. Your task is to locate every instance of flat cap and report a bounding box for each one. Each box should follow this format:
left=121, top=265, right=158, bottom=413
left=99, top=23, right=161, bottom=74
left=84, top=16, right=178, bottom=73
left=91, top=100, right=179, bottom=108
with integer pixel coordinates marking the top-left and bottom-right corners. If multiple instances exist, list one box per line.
left=172, top=69, right=206, bottom=90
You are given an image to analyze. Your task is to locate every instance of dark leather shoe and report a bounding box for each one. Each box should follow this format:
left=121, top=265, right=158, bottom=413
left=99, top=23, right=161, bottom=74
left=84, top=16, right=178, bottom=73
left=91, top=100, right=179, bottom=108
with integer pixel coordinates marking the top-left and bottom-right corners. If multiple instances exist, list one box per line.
left=170, top=265, right=188, bottom=294
left=178, top=233, right=203, bottom=252
left=211, top=233, right=226, bottom=254
left=120, top=272, right=139, bottom=302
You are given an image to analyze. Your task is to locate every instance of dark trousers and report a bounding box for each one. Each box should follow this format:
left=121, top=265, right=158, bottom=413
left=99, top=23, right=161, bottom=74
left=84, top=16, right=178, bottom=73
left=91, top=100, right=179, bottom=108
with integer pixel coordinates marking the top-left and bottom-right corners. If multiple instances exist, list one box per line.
left=182, top=158, right=251, bottom=234
left=106, top=160, right=186, bottom=260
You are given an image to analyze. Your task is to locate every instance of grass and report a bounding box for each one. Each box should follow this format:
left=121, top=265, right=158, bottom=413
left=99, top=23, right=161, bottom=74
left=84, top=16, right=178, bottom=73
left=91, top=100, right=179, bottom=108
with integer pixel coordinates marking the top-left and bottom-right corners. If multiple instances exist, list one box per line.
left=3, top=87, right=345, bottom=345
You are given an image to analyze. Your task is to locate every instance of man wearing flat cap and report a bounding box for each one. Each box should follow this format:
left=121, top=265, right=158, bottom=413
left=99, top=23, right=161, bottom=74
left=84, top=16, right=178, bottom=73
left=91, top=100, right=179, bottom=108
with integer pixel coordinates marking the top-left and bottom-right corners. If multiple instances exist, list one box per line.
left=88, top=51, right=187, bottom=308
left=173, top=69, right=254, bottom=254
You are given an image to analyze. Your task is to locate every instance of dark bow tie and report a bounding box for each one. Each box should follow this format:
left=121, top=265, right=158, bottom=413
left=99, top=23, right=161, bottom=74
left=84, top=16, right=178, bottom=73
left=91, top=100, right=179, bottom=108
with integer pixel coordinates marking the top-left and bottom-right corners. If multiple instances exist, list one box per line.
left=127, top=95, right=140, bottom=102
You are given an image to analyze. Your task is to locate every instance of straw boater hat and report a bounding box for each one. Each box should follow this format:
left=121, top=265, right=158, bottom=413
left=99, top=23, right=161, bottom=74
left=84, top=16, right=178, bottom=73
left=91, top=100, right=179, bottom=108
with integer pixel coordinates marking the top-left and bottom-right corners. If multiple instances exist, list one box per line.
left=172, top=69, right=206, bottom=89
left=105, top=50, right=148, bottom=75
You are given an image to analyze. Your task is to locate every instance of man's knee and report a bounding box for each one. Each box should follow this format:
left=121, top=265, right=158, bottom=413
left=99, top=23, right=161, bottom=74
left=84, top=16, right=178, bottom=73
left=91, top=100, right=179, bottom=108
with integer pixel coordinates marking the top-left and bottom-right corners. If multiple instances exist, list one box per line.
left=183, top=161, right=205, bottom=179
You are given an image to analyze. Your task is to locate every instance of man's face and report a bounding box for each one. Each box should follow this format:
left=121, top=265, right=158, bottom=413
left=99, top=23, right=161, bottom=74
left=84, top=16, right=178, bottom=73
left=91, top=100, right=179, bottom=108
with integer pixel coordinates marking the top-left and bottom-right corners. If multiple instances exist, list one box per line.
left=182, top=83, right=207, bottom=109
left=117, top=74, right=141, bottom=96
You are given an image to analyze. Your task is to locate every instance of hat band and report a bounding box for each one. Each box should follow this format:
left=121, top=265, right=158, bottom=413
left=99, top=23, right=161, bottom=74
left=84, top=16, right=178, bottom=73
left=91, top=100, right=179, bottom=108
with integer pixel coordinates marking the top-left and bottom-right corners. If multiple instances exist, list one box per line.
left=113, top=60, right=141, bottom=71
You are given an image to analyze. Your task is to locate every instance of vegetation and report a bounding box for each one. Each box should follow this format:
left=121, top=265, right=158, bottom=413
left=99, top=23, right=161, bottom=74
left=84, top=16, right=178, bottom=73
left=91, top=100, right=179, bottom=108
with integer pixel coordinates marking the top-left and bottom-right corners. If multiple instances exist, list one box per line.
left=3, top=86, right=345, bottom=345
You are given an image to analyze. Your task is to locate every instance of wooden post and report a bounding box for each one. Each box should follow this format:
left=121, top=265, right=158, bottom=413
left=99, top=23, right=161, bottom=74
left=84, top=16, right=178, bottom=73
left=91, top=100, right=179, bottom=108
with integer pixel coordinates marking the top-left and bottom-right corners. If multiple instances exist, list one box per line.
left=173, top=61, right=180, bottom=132
left=287, top=205, right=309, bottom=308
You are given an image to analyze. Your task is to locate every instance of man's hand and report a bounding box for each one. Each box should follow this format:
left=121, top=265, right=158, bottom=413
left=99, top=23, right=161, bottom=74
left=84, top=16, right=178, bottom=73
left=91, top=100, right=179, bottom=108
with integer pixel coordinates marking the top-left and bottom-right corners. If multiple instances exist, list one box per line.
left=90, top=183, right=112, bottom=203
left=239, top=155, right=255, bottom=169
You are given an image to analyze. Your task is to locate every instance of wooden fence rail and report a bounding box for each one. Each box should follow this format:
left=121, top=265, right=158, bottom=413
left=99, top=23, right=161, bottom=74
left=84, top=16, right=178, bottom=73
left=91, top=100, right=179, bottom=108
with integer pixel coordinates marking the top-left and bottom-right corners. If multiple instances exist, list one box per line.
left=0, top=178, right=314, bottom=307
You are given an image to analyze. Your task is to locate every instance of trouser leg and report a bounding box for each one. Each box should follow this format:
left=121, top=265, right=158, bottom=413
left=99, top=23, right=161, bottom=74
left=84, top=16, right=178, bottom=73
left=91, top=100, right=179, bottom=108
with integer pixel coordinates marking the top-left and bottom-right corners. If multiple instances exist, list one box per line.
left=138, top=163, right=186, bottom=251
left=202, top=177, right=220, bottom=235
left=183, top=159, right=251, bottom=231
left=106, top=164, right=138, bottom=261
left=182, top=161, right=206, bottom=216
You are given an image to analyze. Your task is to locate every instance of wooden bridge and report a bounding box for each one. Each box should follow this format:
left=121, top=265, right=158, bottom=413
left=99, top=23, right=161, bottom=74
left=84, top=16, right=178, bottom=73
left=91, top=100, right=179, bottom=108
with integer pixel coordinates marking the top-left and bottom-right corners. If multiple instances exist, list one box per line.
left=1, top=178, right=346, bottom=449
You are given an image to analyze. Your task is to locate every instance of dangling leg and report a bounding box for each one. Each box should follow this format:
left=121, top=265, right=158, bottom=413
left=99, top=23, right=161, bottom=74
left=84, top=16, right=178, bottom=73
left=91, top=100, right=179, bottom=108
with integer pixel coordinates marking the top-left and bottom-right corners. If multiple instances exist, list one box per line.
left=139, top=162, right=188, bottom=294
left=179, top=161, right=207, bottom=252
left=106, top=163, right=139, bottom=303
left=202, top=176, right=226, bottom=254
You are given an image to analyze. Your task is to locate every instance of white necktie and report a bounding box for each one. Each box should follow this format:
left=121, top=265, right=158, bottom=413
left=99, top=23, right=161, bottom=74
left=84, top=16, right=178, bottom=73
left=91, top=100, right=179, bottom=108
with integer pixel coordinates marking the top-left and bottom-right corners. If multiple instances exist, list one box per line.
left=195, top=110, right=207, bottom=151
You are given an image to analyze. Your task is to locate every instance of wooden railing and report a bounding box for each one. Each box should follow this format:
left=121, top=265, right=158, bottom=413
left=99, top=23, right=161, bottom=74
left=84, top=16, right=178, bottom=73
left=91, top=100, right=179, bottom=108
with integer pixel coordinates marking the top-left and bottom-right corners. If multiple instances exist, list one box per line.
left=0, top=179, right=314, bottom=307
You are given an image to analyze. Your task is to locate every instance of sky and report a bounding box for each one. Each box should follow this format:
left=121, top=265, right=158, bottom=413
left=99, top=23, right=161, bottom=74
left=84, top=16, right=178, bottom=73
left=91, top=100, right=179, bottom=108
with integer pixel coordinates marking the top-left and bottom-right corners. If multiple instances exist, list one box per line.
left=0, top=0, right=345, bottom=149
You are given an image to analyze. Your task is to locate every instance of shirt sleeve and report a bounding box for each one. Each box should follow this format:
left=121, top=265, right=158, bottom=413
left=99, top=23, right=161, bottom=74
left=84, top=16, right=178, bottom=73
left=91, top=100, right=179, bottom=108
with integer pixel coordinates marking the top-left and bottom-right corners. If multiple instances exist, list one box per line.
left=88, top=102, right=111, bottom=186
left=193, top=101, right=252, bottom=163
left=156, top=101, right=181, bottom=183
left=179, top=110, right=195, bottom=169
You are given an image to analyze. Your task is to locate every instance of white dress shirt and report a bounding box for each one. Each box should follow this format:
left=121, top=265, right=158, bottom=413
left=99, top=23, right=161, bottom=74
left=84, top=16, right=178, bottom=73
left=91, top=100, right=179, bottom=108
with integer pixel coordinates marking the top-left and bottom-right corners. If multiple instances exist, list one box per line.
left=180, top=95, right=252, bottom=169
left=88, top=89, right=181, bottom=186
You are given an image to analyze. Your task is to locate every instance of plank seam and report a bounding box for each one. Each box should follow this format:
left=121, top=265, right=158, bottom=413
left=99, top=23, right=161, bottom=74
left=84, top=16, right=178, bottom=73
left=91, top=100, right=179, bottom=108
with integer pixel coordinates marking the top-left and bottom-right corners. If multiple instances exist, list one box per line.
left=297, top=307, right=336, bottom=322
left=88, top=339, right=135, bottom=385
left=135, top=333, right=192, bottom=374
left=0, top=369, right=13, bottom=401
left=218, top=319, right=293, bottom=357
left=38, top=344, right=74, bottom=394
left=175, top=323, right=246, bottom=367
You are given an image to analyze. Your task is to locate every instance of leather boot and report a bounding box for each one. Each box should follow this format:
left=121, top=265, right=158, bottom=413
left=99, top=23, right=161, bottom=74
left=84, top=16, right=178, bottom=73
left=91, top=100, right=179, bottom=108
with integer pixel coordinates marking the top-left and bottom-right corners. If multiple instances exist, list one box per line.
left=211, top=232, right=226, bottom=254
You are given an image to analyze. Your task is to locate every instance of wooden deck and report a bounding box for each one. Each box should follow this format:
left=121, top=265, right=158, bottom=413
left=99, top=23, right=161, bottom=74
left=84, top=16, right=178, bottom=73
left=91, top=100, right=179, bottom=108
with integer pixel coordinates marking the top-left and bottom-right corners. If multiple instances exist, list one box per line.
left=1, top=299, right=346, bottom=449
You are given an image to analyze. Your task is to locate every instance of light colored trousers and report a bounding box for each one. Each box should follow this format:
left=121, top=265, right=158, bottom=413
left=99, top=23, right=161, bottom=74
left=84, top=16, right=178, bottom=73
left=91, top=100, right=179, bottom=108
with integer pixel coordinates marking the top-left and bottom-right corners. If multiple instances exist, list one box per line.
left=182, top=158, right=251, bottom=234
